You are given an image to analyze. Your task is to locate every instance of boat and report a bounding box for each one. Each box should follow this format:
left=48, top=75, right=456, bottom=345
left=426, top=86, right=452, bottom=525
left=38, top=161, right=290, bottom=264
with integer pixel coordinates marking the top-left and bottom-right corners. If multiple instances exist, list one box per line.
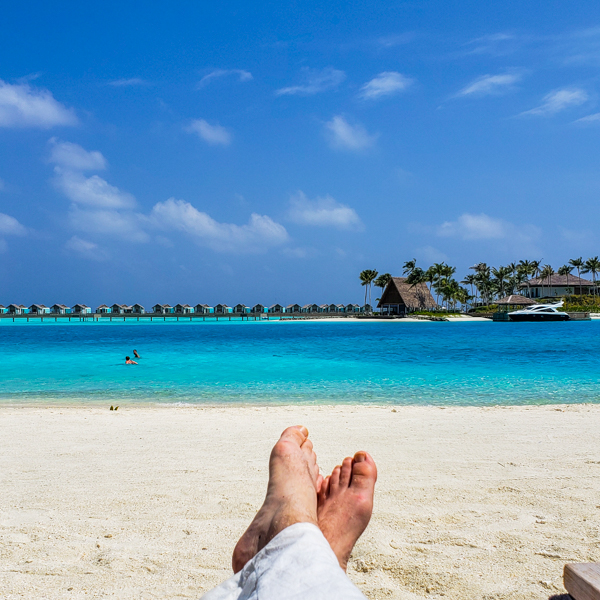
left=508, top=301, right=570, bottom=322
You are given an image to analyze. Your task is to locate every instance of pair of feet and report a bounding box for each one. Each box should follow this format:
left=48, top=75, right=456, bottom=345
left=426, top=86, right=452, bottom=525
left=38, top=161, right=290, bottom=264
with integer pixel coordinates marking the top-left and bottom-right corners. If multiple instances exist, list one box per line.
left=232, top=425, right=378, bottom=573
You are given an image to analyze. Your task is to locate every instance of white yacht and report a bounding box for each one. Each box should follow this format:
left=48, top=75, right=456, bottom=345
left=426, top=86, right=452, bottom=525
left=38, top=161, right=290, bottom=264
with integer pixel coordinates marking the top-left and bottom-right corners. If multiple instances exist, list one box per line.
left=508, top=301, right=569, bottom=322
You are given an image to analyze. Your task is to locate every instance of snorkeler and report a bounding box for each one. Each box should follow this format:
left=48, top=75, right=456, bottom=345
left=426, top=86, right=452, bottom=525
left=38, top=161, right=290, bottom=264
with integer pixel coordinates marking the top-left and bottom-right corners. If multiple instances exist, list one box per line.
left=125, top=356, right=137, bottom=364
left=133, top=349, right=141, bottom=359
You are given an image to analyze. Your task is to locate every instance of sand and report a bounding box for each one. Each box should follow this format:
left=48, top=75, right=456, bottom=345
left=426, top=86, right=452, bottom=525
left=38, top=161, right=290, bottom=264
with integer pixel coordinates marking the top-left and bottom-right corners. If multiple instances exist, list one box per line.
left=1, top=404, right=599, bottom=600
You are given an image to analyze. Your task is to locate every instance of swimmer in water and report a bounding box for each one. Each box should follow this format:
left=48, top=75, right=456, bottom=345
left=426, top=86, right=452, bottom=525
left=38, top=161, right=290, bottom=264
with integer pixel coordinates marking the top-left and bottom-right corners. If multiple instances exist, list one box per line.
left=133, top=349, right=140, bottom=359
left=125, top=356, right=137, bottom=364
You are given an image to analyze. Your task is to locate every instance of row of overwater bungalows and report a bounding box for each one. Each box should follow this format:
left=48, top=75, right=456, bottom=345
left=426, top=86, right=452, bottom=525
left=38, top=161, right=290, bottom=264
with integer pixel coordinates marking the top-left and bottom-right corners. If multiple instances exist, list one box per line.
left=0, top=303, right=372, bottom=316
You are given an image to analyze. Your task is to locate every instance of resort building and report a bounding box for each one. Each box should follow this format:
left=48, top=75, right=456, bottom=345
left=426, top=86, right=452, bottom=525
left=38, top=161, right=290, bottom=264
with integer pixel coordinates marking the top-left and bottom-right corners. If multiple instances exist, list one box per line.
left=269, top=304, right=284, bottom=313
left=132, top=303, right=145, bottom=314
left=518, top=274, right=594, bottom=298
left=111, top=304, right=129, bottom=314
left=153, top=304, right=173, bottom=314
left=174, top=304, right=193, bottom=314
left=346, top=304, right=361, bottom=313
left=96, top=304, right=110, bottom=314
left=252, top=303, right=266, bottom=313
left=51, top=304, right=70, bottom=314
left=72, top=304, right=92, bottom=314
left=377, top=277, right=436, bottom=315
left=194, top=304, right=212, bottom=314
left=336, top=304, right=346, bottom=313
left=319, top=304, right=329, bottom=313
left=301, top=304, right=319, bottom=313
left=0, top=305, right=7, bottom=314
left=29, top=304, right=50, bottom=314
left=214, top=304, right=232, bottom=314
left=286, top=304, right=301, bottom=313
left=234, top=304, right=250, bottom=314
left=8, top=304, right=27, bottom=315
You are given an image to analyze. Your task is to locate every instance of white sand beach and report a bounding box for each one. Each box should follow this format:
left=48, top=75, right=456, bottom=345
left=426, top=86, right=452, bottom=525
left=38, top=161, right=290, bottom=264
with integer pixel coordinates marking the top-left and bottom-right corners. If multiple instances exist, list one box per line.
left=1, top=404, right=599, bottom=599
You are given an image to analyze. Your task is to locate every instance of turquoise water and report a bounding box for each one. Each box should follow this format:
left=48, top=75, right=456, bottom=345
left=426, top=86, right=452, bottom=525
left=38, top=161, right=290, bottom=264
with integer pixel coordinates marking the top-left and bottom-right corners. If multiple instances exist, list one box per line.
left=0, top=320, right=599, bottom=405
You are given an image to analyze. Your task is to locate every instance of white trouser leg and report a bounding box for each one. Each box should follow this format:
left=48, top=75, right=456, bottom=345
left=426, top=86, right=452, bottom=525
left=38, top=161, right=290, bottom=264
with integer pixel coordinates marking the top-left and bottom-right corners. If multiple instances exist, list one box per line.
left=201, top=522, right=367, bottom=600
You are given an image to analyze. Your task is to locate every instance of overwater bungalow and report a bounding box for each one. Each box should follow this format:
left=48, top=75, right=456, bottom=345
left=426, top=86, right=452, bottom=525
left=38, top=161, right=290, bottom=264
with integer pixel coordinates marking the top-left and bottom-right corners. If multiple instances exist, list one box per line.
left=51, top=304, right=69, bottom=314
left=194, top=304, right=213, bottom=314
left=214, top=304, right=232, bottom=314
left=518, top=274, right=594, bottom=299
left=346, top=303, right=361, bottom=313
left=132, top=303, right=145, bottom=314
left=252, top=303, right=266, bottom=313
left=153, top=304, right=173, bottom=314
left=378, top=277, right=435, bottom=315
left=73, top=304, right=92, bottom=314
left=8, top=304, right=27, bottom=315
left=29, top=304, right=50, bottom=314
left=174, top=303, right=193, bottom=314
left=269, top=304, right=284, bottom=313
left=111, top=303, right=129, bottom=314
left=286, top=304, right=301, bottom=313
left=234, top=304, right=250, bottom=314
left=362, top=304, right=372, bottom=313
left=0, top=305, right=7, bottom=314
left=96, top=304, right=110, bottom=314
left=319, top=304, right=329, bottom=313
left=335, top=304, right=346, bottom=313
left=301, top=304, right=319, bottom=313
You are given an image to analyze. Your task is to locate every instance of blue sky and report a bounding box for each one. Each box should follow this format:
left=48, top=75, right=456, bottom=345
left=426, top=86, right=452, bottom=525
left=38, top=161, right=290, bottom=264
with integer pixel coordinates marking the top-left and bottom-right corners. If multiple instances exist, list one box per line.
left=2, top=1, right=600, bottom=306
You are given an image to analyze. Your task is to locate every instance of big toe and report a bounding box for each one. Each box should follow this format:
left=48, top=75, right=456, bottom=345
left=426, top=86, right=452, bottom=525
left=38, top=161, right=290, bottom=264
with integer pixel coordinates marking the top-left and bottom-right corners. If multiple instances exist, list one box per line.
left=280, top=425, right=309, bottom=446
left=350, top=452, right=377, bottom=489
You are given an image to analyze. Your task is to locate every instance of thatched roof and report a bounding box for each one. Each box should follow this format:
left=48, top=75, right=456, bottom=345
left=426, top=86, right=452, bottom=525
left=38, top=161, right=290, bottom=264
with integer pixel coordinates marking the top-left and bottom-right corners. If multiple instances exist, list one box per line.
left=519, top=274, right=593, bottom=287
left=496, top=295, right=536, bottom=306
left=377, top=277, right=436, bottom=309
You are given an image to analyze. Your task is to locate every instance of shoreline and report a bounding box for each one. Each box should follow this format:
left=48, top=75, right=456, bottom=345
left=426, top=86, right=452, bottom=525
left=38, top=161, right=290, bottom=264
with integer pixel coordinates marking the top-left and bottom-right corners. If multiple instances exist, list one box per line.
left=2, top=404, right=599, bottom=599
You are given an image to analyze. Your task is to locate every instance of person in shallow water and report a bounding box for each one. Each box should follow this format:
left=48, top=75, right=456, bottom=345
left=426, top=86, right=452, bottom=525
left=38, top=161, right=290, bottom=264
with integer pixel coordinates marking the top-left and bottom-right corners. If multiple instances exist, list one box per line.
left=125, top=356, right=137, bottom=364
left=201, top=425, right=377, bottom=600
left=133, top=349, right=140, bottom=359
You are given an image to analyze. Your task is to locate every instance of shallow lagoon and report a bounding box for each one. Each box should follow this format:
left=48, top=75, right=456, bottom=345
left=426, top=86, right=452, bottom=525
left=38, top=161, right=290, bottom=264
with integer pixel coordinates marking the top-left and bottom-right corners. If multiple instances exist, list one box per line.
left=0, top=320, right=598, bottom=405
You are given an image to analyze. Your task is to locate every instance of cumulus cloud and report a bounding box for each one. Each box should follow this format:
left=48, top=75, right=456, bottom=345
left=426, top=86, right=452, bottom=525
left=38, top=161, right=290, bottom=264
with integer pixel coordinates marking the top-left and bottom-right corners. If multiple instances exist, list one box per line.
left=197, top=69, right=253, bottom=87
left=276, top=67, right=346, bottom=96
left=437, top=213, right=540, bottom=244
left=325, top=116, right=377, bottom=150
left=65, top=235, right=108, bottom=260
left=520, top=88, right=588, bottom=116
left=287, top=191, right=362, bottom=230
left=457, top=73, right=521, bottom=97
left=0, top=212, right=26, bottom=236
left=0, top=79, right=77, bottom=128
left=55, top=172, right=136, bottom=209
left=359, top=72, right=413, bottom=99
left=107, top=78, right=148, bottom=87
left=186, top=119, right=231, bottom=146
left=150, top=198, right=288, bottom=253
left=68, top=207, right=149, bottom=242
left=48, top=139, right=107, bottom=171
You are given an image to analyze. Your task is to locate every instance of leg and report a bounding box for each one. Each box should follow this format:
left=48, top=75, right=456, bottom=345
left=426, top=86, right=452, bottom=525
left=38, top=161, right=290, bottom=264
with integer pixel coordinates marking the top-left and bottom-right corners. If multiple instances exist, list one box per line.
left=232, top=425, right=321, bottom=573
left=317, top=451, right=377, bottom=571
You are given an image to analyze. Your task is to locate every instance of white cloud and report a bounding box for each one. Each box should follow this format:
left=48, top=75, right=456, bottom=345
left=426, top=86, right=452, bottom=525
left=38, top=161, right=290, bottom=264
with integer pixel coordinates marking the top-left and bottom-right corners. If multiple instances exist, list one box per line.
left=186, top=119, right=231, bottom=146
left=287, top=191, right=363, bottom=230
left=0, top=212, right=26, bottom=236
left=376, top=33, right=415, bottom=48
left=68, top=207, right=149, bottom=242
left=575, top=112, right=600, bottom=124
left=520, top=88, right=588, bottom=116
left=359, top=72, right=413, bottom=99
left=65, top=235, right=108, bottom=260
left=55, top=171, right=136, bottom=209
left=108, top=78, right=148, bottom=87
left=150, top=198, right=288, bottom=253
left=437, top=213, right=540, bottom=244
left=49, top=139, right=107, bottom=171
left=282, top=246, right=318, bottom=259
left=457, top=73, right=521, bottom=97
left=276, top=67, right=345, bottom=96
left=197, top=69, right=253, bottom=88
left=0, top=79, right=77, bottom=128
left=325, top=116, right=377, bottom=150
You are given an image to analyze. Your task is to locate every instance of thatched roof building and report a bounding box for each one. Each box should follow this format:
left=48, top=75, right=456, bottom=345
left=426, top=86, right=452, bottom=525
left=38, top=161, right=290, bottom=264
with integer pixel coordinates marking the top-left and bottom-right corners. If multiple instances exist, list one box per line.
left=496, top=295, right=536, bottom=306
left=377, top=277, right=436, bottom=315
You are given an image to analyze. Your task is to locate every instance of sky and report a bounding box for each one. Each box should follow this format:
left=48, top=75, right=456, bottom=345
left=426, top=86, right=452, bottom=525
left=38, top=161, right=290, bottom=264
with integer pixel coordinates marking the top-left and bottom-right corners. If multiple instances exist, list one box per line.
left=2, top=1, right=600, bottom=306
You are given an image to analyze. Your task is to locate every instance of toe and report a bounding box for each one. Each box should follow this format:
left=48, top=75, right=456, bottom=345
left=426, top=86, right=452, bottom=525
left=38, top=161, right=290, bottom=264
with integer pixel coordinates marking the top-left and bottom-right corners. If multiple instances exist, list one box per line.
left=280, top=425, right=308, bottom=445
left=330, top=465, right=341, bottom=489
left=339, top=456, right=353, bottom=487
left=350, top=452, right=378, bottom=488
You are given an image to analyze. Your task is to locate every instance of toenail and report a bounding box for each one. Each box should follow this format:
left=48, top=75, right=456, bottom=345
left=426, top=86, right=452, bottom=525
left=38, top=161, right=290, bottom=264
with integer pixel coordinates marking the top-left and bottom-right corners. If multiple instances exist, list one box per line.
left=354, top=452, right=366, bottom=462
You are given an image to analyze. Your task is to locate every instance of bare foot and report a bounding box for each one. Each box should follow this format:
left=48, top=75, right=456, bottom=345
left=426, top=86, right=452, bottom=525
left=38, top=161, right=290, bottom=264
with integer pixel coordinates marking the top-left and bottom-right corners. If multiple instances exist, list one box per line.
left=317, top=451, right=377, bottom=571
left=231, top=425, right=321, bottom=573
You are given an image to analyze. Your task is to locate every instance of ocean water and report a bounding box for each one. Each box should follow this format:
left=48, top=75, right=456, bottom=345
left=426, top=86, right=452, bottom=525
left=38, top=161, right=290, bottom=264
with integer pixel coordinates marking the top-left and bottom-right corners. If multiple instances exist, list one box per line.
left=0, top=320, right=599, bottom=406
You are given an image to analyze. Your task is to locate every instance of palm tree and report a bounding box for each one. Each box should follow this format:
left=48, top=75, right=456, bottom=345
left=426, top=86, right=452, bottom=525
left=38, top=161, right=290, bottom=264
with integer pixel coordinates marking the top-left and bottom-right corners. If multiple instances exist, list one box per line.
left=569, top=257, right=584, bottom=296
left=582, top=257, right=600, bottom=298
left=374, top=273, right=392, bottom=300
left=558, top=265, right=573, bottom=296
left=518, top=260, right=535, bottom=298
left=461, top=274, right=477, bottom=302
left=491, top=266, right=512, bottom=299
left=359, top=269, right=378, bottom=308
left=402, top=259, right=417, bottom=276
left=539, top=265, right=554, bottom=299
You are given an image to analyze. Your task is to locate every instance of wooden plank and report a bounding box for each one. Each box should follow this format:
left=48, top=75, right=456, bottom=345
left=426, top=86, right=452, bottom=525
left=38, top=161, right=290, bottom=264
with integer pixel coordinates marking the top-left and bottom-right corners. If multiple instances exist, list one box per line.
left=564, top=563, right=600, bottom=600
